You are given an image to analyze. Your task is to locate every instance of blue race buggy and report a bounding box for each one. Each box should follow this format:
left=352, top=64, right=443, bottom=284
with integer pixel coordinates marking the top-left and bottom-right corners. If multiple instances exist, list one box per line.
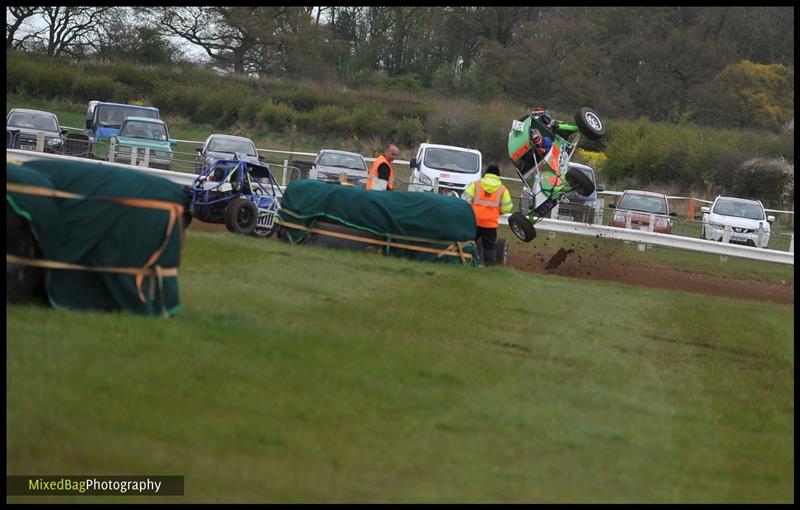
left=187, top=159, right=280, bottom=237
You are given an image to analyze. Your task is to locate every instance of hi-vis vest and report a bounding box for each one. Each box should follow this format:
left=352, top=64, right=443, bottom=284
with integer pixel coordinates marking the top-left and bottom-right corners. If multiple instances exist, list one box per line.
left=470, top=182, right=507, bottom=228
left=366, top=154, right=395, bottom=190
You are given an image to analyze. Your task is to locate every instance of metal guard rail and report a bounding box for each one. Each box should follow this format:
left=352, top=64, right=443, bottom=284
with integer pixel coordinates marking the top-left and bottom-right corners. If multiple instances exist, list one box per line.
left=7, top=149, right=793, bottom=266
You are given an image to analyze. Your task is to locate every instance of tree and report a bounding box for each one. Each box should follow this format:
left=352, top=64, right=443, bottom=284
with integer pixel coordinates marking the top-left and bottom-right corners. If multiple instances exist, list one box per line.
left=22, top=7, right=113, bottom=57
left=6, top=6, right=40, bottom=49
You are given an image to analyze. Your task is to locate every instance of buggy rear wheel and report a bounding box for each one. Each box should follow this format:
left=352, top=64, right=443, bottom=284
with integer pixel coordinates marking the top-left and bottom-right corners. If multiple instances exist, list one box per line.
left=574, top=107, right=606, bottom=141
left=224, top=198, right=258, bottom=235
left=508, top=212, right=537, bottom=242
left=565, top=166, right=595, bottom=197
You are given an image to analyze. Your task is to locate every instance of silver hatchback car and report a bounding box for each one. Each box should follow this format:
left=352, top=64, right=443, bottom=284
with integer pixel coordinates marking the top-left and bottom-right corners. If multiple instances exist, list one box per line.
left=195, top=134, right=261, bottom=173
left=309, top=149, right=369, bottom=187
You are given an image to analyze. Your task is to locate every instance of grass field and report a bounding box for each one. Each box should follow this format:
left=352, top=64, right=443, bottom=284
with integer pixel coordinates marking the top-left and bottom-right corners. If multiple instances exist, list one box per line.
left=7, top=231, right=794, bottom=503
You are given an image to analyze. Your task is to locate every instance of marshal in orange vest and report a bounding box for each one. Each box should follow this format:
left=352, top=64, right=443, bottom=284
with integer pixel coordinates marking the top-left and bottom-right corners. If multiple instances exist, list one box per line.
left=470, top=182, right=507, bottom=228
left=366, top=154, right=395, bottom=190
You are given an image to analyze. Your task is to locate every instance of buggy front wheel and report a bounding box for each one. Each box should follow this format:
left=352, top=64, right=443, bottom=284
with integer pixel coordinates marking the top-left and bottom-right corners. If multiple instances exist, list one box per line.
left=224, top=198, right=258, bottom=235
left=508, top=212, right=537, bottom=242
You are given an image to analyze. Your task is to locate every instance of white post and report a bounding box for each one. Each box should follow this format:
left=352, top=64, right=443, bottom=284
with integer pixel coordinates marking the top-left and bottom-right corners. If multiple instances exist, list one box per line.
left=433, top=177, right=439, bottom=194
left=36, top=132, right=45, bottom=152
left=648, top=214, right=655, bottom=232
left=722, top=224, right=731, bottom=243
left=131, top=146, right=138, bottom=166
left=790, top=232, right=794, bottom=253
left=142, top=147, right=150, bottom=167
left=594, top=198, right=604, bottom=225
left=625, top=210, right=632, bottom=229
left=108, top=137, right=115, bottom=162
left=757, top=222, right=764, bottom=248
left=282, top=160, right=288, bottom=187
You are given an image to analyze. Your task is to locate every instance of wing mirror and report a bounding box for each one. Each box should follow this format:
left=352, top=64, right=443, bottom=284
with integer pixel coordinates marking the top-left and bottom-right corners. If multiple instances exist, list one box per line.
left=596, top=182, right=604, bottom=192
left=669, top=212, right=677, bottom=217
left=195, top=147, right=203, bottom=153
left=700, top=206, right=710, bottom=214
left=170, top=140, right=177, bottom=147
left=767, top=215, right=775, bottom=223
left=409, top=158, right=417, bottom=169
left=608, top=203, right=616, bottom=209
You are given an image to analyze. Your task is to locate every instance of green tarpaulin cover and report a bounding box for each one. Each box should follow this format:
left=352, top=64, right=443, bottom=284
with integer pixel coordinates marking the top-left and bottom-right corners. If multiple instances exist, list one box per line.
left=278, top=180, right=479, bottom=265
left=6, top=158, right=184, bottom=316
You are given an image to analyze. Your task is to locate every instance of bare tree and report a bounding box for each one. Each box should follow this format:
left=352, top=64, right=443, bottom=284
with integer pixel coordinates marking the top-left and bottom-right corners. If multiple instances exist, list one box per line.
left=6, top=6, right=41, bottom=49
left=20, top=7, right=113, bottom=56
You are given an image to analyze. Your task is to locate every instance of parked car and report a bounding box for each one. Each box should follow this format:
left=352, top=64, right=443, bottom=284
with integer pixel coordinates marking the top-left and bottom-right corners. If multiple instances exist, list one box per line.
left=84, top=101, right=160, bottom=143
left=109, top=117, right=176, bottom=170
left=6, top=108, right=66, bottom=153
left=700, top=196, right=774, bottom=248
left=609, top=189, right=676, bottom=234
left=195, top=134, right=262, bottom=173
left=408, top=143, right=482, bottom=196
left=309, top=149, right=369, bottom=187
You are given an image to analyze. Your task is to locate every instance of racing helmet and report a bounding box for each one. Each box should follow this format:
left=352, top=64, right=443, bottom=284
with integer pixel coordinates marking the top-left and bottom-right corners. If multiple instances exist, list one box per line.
left=530, top=129, right=543, bottom=145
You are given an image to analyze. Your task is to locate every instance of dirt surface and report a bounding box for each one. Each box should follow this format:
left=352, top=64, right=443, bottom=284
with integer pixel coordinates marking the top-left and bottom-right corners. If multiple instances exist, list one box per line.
left=189, top=221, right=793, bottom=305
left=508, top=245, right=794, bottom=306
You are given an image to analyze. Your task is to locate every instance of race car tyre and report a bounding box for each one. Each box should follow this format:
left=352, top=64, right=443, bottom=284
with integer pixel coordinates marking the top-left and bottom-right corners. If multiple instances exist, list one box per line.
left=574, top=107, right=606, bottom=141
left=224, top=198, right=258, bottom=235
left=565, top=166, right=595, bottom=197
left=508, top=212, right=537, bottom=242
left=7, top=204, right=45, bottom=304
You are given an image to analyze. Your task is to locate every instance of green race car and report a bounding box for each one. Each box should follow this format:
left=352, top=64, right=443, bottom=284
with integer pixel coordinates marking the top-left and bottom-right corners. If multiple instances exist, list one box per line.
left=506, top=106, right=605, bottom=241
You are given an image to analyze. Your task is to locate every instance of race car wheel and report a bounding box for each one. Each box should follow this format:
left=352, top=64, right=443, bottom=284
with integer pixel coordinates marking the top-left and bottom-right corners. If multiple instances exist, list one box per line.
left=224, top=198, right=258, bottom=235
left=508, top=212, right=537, bottom=242
left=565, top=167, right=595, bottom=197
left=574, top=107, right=606, bottom=141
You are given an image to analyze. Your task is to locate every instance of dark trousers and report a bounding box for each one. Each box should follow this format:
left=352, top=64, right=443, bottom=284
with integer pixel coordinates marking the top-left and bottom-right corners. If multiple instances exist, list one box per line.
left=476, top=227, right=497, bottom=266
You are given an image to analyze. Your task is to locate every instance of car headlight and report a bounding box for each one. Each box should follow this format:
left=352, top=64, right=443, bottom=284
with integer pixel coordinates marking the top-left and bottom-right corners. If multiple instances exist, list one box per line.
left=117, top=146, right=131, bottom=154
left=654, top=217, right=671, bottom=228
left=46, top=137, right=61, bottom=146
left=708, top=223, right=724, bottom=230
left=205, top=156, right=216, bottom=165
left=419, top=173, right=432, bottom=186
left=153, top=151, right=170, bottom=158
left=613, top=212, right=626, bottom=224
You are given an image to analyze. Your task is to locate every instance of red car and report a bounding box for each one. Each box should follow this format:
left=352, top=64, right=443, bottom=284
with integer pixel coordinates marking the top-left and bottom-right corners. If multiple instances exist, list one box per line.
left=609, top=190, right=676, bottom=234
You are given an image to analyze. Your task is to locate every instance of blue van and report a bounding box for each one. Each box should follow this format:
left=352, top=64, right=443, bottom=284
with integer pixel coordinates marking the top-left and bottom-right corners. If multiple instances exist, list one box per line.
left=84, top=101, right=160, bottom=142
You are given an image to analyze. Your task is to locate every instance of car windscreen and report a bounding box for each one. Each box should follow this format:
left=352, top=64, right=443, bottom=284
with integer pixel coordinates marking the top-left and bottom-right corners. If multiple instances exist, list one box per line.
left=317, top=153, right=366, bottom=172
left=208, top=138, right=257, bottom=156
left=423, top=148, right=480, bottom=174
left=96, top=106, right=158, bottom=127
left=119, top=121, right=167, bottom=140
left=7, top=113, right=58, bottom=132
left=713, top=199, right=764, bottom=220
left=617, top=194, right=667, bottom=215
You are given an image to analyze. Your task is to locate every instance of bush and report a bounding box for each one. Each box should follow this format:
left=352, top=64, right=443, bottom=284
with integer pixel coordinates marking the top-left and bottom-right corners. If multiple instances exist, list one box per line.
left=715, top=156, right=794, bottom=208
left=339, top=103, right=392, bottom=139
left=194, top=88, right=247, bottom=127
left=107, top=62, right=157, bottom=96
left=72, top=76, right=123, bottom=102
left=393, top=117, right=425, bottom=147
left=258, top=100, right=297, bottom=132
left=273, top=86, right=325, bottom=112
left=297, top=104, right=349, bottom=136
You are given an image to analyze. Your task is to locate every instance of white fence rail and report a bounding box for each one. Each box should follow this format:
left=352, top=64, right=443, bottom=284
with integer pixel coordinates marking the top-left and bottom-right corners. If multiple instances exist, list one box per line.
left=8, top=148, right=793, bottom=266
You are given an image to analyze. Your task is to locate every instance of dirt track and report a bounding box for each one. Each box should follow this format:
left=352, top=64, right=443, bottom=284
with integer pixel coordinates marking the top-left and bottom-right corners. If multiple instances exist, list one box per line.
left=189, top=221, right=793, bottom=306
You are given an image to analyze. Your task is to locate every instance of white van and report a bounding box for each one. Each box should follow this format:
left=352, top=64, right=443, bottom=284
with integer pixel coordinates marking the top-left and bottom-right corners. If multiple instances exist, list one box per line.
left=407, top=143, right=483, bottom=196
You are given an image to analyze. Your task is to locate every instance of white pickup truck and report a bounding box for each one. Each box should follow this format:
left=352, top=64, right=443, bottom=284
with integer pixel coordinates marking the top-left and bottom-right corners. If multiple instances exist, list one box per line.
left=407, top=143, right=483, bottom=197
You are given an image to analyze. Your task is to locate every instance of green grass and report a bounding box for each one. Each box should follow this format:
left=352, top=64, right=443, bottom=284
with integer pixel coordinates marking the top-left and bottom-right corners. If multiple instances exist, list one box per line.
left=7, top=232, right=794, bottom=503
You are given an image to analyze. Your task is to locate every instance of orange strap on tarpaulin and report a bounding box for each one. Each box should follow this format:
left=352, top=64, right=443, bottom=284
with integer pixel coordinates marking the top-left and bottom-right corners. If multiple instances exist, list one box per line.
left=6, top=182, right=183, bottom=303
left=275, top=219, right=474, bottom=263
